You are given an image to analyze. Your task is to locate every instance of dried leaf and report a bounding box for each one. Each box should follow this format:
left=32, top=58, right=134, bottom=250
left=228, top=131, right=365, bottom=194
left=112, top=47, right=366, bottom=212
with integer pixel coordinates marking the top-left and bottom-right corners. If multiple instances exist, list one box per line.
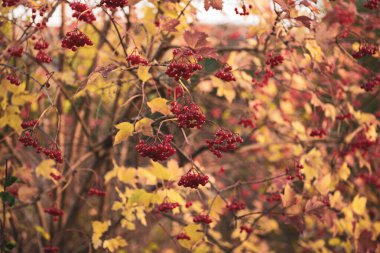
left=204, top=0, right=223, bottom=11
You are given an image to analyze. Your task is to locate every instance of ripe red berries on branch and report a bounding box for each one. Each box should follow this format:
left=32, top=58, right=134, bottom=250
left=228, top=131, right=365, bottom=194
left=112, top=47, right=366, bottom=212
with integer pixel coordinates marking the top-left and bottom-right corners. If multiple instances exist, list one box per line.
left=88, top=187, right=106, bottom=197
left=238, top=118, right=255, bottom=128
left=206, top=129, right=243, bottom=158
left=309, top=128, right=326, bottom=138
left=6, top=75, right=21, bottom=86
left=193, top=214, right=212, bottom=224
left=157, top=200, right=180, bottom=212
left=101, top=0, right=128, bottom=8
left=266, top=53, right=284, bottom=68
left=170, top=100, right=206, bottom=129
left=166, top=48, right=203, bottom=81
left=226, top=200, right=246, bottom=212
left=351, top=43, right=377, bottom=58
left=61, top=28, right=93, bottom=51
left=364, top=0, right=379, bottom=9
left=44, top=207, right=64, bottom=217
left=178, top=170, right=209, bottom=189
left=234, top=4, right=252, bottom=16
left=361, top=74, right=380, bottom=92
left=2, top=0, right=20, bottom=7
left=21, top=119, right=38, bottom=129
left=176, top=232, right=191, bottom=240
left=136, top=134, right=176, bottom=161
left=8, top=46, right=23, bottom=57
left=70, top=2, right=96, bottom=23
left=215, top=65, right=236, bottom=82
left=126, top=52, right=149, bottom=66
left=36, top=50, right=52, bottom=63
left=34, top=38, right=49, bottom=50
left=43, top=246, right=59, bottom=253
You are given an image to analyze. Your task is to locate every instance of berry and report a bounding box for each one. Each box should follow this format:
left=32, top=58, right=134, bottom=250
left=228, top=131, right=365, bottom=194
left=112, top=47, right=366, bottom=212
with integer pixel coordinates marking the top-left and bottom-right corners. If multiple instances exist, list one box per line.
left=265, top=53, right=284, bottom=68
left=44, top=207, right=64, bottom=217
left=88, top=187, right=106, bottom=197
left=61, top=28, right=93, bottom=51
left=238, top=118, right=255, bottom=128
left=361, top=74, right=380, bottom=92
left=6, top=75, right=21, bottom=86
left=252, top=69, right=274, bottom=87
left=234, top=4, right=252, bottom=16
left=21, top=119, right=38, bottom=129
left=336, top=113, right=351, bottom=121
left=41, top=144, right=64, bottom=163
left=176, top=232, right=190, bottom=240
left=157, top=200, right=179, bottom=212
left=70, top=2, right=96, bottom=23
left=101, top=0, right=128, bottom=8
left=166, top=48, right=202, bottom=81
left=309, top=129, right=326, bottom=138
left=34, top=38, right=49, bottom=50
left=2, top=0, right=20, bottom=7
left=170, top=100, right=206, bottom=129
left=215, top=65, right=236, bottom=82
left=43, top=246, right=59, bottom=253
left=50, top=173, right=62, bottom=181
left=364, top=0, right=379, bottom=9
left=8, top=45, right=23, bottom=57
left=266, top=193, right=281, bottom=202
left=185, top=201, right=192, bottom=208
left=240, top=225, right=253, bottom=234
left=36, top=50, right=52, bottom=63
left=135, top=134, right=176, bottom=161
left=352, top=43, right=377, bottom=58
left=19, top=131, right=39, bottom=148
left=126, top=52, right=149, bottom=66
left=206, top=129, right=243, bottom=158
left=193, top=214, right=212, bottom=224
left=178, top=170, right=208, bottom=189
left=226, top=200, right=246, bottom=212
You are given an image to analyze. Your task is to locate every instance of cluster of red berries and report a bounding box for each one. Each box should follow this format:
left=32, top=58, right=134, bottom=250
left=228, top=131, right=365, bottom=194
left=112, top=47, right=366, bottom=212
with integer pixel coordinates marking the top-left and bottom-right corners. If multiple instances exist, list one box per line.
left=6, top=75, right=21, bottom=86
left=126, top=52, right=149, bottom=66
left=364, top=0, right=379, bottom=9
left=178, top=170, right=209, bottom=189
left=206, top=129, right=243, bottom=158
left=170, top=100, right=206, bottom=129
left=185, top=201, right=192, bottom=208
left=166, top=48, right=203, bottom=81
left=44, top=207, right=64, bottom=217
left=215, top=65, right=236, bottom=82
left=36, top=50, right=52, bottom=63
left=7, top=46, right=23, bottom=57
left=88, top=187, right=106, bottom=196
left=50, top=173, right=62, bottom=181
left=101, top=0, right=129, bottom=8
left=193, top=214, right=212, bottom=224
left=285, top=162, right=304, bottom=181
left=21, top=119, right=38, bottom=129
left=238, top=118, right=255, bottom=128
left=252, top=69, right=274, bottom=87
left=19, top=131, right=39, bottom=148
left=34, top=38, right=49, bottom=50
left=266, top=193, right=281, bottom=202
left=136, top=134, right=175, bottom=161
left=157, top=200, right=180, bottom=212
left=357, top=173, right=380, bottom=188
left=266, top=53, right=284, bottom=68
left=43, top=246, right=59, bottom=253
left=167, top=86, right=184, bottom=99
left=350, top=133, right=377, bottom=152
left=226, top=200, right=246, bottom=212
left=39, top=145, right=64, bottom=164
left=361, top=74, right=380, bottom=92
left=70, top=2, right=96, bottom=23
left=309, top=128, right=326, bottom=138
left=240, top=225, right=253, bottom=234
left=234, top=4, right=252, bottom=16
left=176, top=232, right=190, bottom=240
left=31, top=7, right=48, bottom=31
left=61, top=28, right=93, bottom=51
left=334, top=6, right=355, bottom=26
left=352, top=43, right=377, bottom=58
left=2, top=0, right=20, bottom=7
left=336, top=113, right=351, bottom=120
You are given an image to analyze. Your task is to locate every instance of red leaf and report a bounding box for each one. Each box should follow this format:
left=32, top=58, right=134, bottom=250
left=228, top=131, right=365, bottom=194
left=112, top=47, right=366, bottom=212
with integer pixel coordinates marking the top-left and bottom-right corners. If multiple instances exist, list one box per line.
left=204, top=0, right=223, bottom=11
left=273, top=0, right=288, bottom=11
left=162, top=19, right=180, bottom=32
left=358, top=230, right=377, bottom=253
left=184, top=30, right=209, bottom=50
left=294, top=16, right=313, bottom=29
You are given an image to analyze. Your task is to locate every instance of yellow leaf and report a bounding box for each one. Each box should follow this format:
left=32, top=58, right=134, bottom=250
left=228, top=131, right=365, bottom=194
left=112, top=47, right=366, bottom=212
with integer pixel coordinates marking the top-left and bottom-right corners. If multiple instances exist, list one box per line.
left=118, top=167, right=136, bottom=185
left=338, top=162, right=350, bottom=180
left=208, top=195, right=225, bottom=221
left=147, top=97, right=171, bottom=115
left=351, top=195, right=366, bottom=215
left=178, top=224, right=203, bottom=249
left=305, top=40, right=324, bottom=63
left=281, top=183, right=295, bottom=207
left=314, top=173, right=331, bottom=195
left=114, top=122, right=134, bottom=145
left=0, top=105, right=22, bottom=133
left=103, top=236, right=127, bottom=252
left=137, top=66, right=151, bottom=82
left=35, top=160, right=59, bottom=180
left=92, top=220, right=110, bottom=249
left=135, top=117, right=154, bottom=136
left=150, top=161, right=172, bottom=180
left=35, top=226, right=50, bottom=241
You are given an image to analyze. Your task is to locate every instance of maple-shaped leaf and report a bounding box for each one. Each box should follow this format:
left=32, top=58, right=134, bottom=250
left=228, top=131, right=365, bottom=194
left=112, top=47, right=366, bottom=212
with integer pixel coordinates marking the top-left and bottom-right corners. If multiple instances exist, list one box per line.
left=184, top=30, right=208, bottom=50
left=358, top=230, right=377, bottom=253
left=204, top=0, right=223, bottom=11
left=162, top=19, right=180, bottom=32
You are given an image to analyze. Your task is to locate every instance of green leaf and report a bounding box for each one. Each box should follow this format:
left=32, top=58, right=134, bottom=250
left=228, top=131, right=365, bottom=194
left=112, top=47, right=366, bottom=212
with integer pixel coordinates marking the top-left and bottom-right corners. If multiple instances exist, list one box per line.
left=5, top=176, right=17, bottom=187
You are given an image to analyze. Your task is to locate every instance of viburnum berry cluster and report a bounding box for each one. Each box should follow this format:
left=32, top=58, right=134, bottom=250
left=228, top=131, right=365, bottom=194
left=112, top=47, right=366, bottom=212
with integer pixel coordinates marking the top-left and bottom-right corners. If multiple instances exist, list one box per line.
left=238, top=118, right=255, bottom=128
left=8, top=46, right=23, bottom=57
left=21, top=119, right=38, bottom=129
left=6, top=75, right=21, bottom=86
left=215, top=65, right=236, bottom=82
left=61, top=28, right=93, bottom=51
left=351, top=43, right=377, bottom=58
left=178, top=169, right=209, bottom=189
left=350, top=132, right=377, bottom=152
left=34, top=38, right=49, bottom=50
left=193, top=214, right=212, bottom=224
left=170, top=100, right=206, bottom=129
left=234, top=3, right=252, bottom=16
left=309, top=128, right=326, bottom=138
left=126, top=51, right=149, bottom=66
left=361, top=74, right=380, bottom=92
left=167, top=85, right=184, bottom=99
left=44, top=207, right=64, bottom=217
left=88, top=187, right=106, bottom=197
left=357, top=172, right=380, bottom=188
left=176, top=232, right=190, bottom=240
left=226, top=200, right=246, bottom=212
left=206, top=129, right=243, bottom=158
left=364, top=0, right=379, bottom=9
left=266, top=193, right=281, bottom=202
left=50, top=173, right=62, bottom=181
left=240, top=225, right=253, bottom=234
left=36, top=50, right=52, bottom=63
left=265, top=53, right=284, bottom=68
left=70, top=2, right=96, bottom=23
left=30, top=6, right=48, bottom=31
left=101, top=0, right=128, bottom=8
left=166, top=48, right=203, bottom=81
left=252, top=69, right=274, bottom=87
left=334, top=5, right=355, bottom=26
left=135, top=134, right=176, bottom=161
left=1, top=0, right=20, bottom=7
left=285, top=162, right=304, bottom=181
left=157, top=200, right=180, bottom=212
left=39, top=144, right=64, bottom=164
left=336, top=112, right=351, bottom=121
left=43, top=246, right=59, bottom=253
left=19, top=131, right=39, bottom=148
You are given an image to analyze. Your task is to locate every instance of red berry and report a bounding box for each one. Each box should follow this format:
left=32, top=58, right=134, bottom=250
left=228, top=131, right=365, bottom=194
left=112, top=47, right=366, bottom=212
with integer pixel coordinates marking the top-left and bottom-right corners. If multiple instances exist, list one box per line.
left=206, top=129, right=243, bottom=158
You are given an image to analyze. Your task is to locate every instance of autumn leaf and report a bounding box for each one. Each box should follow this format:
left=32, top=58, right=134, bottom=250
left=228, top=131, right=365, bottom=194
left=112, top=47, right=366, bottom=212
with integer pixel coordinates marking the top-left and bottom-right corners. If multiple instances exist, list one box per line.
left=137, top=66, right=151, bottom=82
left=184, top=30, right=208, bottom=50
left=35, top=226, right=50, bottom=241
left=18, top=186, right=38, bottom=203
left=147, top=97, right=171, bottom=115
left=135, top=117, right=154, bottom=136
left=35, top=159, right=60, bottom=180
left=204, top=0, right=223, bottom=11
left=351, top=195, right=366, bottom=215
left=281, top=183, right=295, bottom=207
left=103, top=236, right=127, bottom=252
left=314, top=173, right=332, bottom=195
left=114, top=122, right=134, bottom=145
left=162, top=19, right=180, bottom=32
left=92, top=220, right=110, bottom=249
